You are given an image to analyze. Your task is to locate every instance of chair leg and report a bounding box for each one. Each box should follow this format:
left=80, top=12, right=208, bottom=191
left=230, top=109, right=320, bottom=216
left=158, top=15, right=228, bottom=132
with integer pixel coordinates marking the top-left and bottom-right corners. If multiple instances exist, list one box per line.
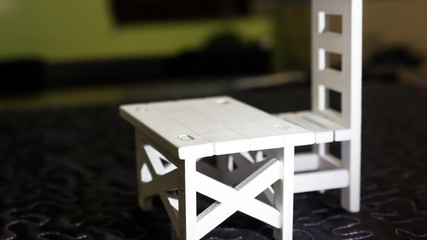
left=340, top=140, right=361, bottom=212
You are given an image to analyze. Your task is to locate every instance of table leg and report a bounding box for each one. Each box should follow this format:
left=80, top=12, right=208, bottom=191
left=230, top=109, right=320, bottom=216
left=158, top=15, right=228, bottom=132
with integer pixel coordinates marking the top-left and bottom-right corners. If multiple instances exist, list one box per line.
left=179, top=158, right=198, bottom=239
left=135, top=132, right=153, bottom=211
left=341, top=140, right=361, bottom=213
left=274, top=146, right=295, bottom=240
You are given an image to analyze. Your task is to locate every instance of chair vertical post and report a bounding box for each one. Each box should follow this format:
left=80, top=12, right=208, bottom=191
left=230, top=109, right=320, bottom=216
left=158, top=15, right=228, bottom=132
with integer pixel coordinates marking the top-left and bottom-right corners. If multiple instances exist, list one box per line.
left=311, top=0, right=362, bottom=212
left=341, top=0, right=362, bottom=213
left=341, top=140, right=361, bottom=212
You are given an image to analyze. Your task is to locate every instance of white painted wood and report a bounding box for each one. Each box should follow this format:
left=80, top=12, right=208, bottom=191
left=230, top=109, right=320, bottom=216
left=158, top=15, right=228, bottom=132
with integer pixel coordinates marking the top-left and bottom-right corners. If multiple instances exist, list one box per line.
left=321, top=153, right=342, bottom=168
left=341, top=139, right=361, bottom=212
left=221, top=158, right=267, bottom=187
left=135, top=132, right=152, bottom=211
left=181, top=96, right=315, bottom=149
left=316, top=70, right=345, bottom=92
left=136, top=130, right=186, bottom=168
left=274, top=147, right=294, bottom=240
left=159, top=191, right=180, bottom=233
left=225, top=151, right=277, bottom=205
left=298, top=111, right=352, bottom=141
left=121, top=104, right=214, bottom=160
left=278, top=112, right=334, bottom=143
left=211, top=97, right=315, bottom=145
left=121, top=0, right=362, bottom=238
left=195, top=158, right=282, bottom=239
left=135, top=132, right=184, bottom=233
left=317, top=32, right=344, bottom=53
left=294, top=152, right=347, bottom=173
left=151, top=105, right=250, bottom=155
left=121, top=96, right=315, bottom=159
left=121, top=96, right=315, bottom=239
left=294, top=153, right=320, bottom=172
left=143, top=144, right=177, bottom=175
left=312, top=0, right=362, bottom=129
left=294, top=169, right=349, bottom=193
left=311, top=0, right=362, bottom=213
left=196, top=160, right=222, bottom=182
left=179, top=158, right=198, bottom=239
left=342, top=0, right=362, bottom=213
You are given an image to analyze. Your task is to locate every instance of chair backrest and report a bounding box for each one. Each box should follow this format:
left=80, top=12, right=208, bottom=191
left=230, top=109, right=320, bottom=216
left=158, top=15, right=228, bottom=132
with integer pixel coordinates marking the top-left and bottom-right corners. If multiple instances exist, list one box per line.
left=311, top=0, right=362, bottom=130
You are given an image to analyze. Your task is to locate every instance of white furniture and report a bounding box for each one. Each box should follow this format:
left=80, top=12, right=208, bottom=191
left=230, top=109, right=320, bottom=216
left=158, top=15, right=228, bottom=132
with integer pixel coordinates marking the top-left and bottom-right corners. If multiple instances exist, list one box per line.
left=120, top=0, right=362, bottom=238
left=277, top=0, right=362, bottom=213
left=120, top=96, right=315, bottom=239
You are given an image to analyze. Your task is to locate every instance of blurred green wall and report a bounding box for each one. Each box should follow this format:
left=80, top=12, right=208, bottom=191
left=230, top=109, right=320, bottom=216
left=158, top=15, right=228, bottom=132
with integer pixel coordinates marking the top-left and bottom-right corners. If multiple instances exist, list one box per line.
left=0, top=0, right=272, bottom=62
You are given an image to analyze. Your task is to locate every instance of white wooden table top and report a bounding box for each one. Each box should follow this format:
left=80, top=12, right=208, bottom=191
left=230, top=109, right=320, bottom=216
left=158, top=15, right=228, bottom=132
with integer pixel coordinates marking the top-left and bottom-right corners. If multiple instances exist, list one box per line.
left=120, top=96, right=315, bottom=159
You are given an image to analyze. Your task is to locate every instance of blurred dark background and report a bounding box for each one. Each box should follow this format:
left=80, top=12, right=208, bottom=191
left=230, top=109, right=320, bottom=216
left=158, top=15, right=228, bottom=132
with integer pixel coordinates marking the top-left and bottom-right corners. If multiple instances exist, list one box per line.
left=0, top=0, right=426, bottom=108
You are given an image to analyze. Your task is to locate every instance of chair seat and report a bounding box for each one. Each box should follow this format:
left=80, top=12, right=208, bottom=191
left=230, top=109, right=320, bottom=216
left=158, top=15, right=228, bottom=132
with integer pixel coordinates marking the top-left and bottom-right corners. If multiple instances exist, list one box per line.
left=277, top=111, right=353, bottom=194
left=276, top=111, right=351, bottom=143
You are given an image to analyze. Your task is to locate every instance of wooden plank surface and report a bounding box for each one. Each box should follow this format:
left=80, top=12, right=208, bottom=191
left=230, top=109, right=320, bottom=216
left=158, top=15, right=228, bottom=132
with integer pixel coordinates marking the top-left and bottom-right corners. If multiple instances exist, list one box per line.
left=120, top=96, right=315, bottom=159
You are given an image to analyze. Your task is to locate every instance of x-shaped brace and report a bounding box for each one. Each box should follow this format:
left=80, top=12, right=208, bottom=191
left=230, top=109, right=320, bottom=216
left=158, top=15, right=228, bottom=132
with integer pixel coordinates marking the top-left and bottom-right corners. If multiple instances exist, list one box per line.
left=194, top=158, right=282, bottom=239
left=137, top=142, right=182, bottom=230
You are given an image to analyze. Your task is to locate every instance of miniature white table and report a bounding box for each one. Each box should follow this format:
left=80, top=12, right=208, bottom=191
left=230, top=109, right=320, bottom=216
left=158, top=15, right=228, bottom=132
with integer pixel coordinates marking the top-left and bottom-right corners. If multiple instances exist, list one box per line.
left=120, top=96, right=315, bottom=240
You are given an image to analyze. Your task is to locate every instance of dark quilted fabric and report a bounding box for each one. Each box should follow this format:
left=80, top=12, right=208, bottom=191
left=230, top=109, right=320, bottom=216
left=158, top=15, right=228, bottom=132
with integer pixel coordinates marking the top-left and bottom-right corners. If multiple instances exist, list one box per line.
left=1, top=84, right=426, bottom=239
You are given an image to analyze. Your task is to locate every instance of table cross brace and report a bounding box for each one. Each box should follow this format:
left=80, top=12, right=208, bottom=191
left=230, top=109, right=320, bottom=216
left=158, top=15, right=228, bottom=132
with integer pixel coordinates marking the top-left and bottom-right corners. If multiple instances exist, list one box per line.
left=137, top=141, right=183, bottom=232
left=194, top=158, right=282, bottom=239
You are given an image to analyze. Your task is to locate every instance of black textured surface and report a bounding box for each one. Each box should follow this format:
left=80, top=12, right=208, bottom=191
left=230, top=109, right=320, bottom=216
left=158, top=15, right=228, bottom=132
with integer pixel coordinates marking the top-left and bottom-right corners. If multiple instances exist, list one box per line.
left=1, top=84, right=426, bottom=239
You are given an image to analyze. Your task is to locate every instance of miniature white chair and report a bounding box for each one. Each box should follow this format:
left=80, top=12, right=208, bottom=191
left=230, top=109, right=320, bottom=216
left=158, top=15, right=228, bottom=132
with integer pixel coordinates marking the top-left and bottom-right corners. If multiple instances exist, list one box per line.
left=277, top=0, right=362, bottom=213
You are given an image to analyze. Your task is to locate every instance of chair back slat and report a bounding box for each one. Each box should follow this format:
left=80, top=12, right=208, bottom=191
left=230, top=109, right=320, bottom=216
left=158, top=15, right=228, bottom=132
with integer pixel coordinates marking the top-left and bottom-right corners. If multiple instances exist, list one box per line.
left=311, top=0, right=362, bottom=129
